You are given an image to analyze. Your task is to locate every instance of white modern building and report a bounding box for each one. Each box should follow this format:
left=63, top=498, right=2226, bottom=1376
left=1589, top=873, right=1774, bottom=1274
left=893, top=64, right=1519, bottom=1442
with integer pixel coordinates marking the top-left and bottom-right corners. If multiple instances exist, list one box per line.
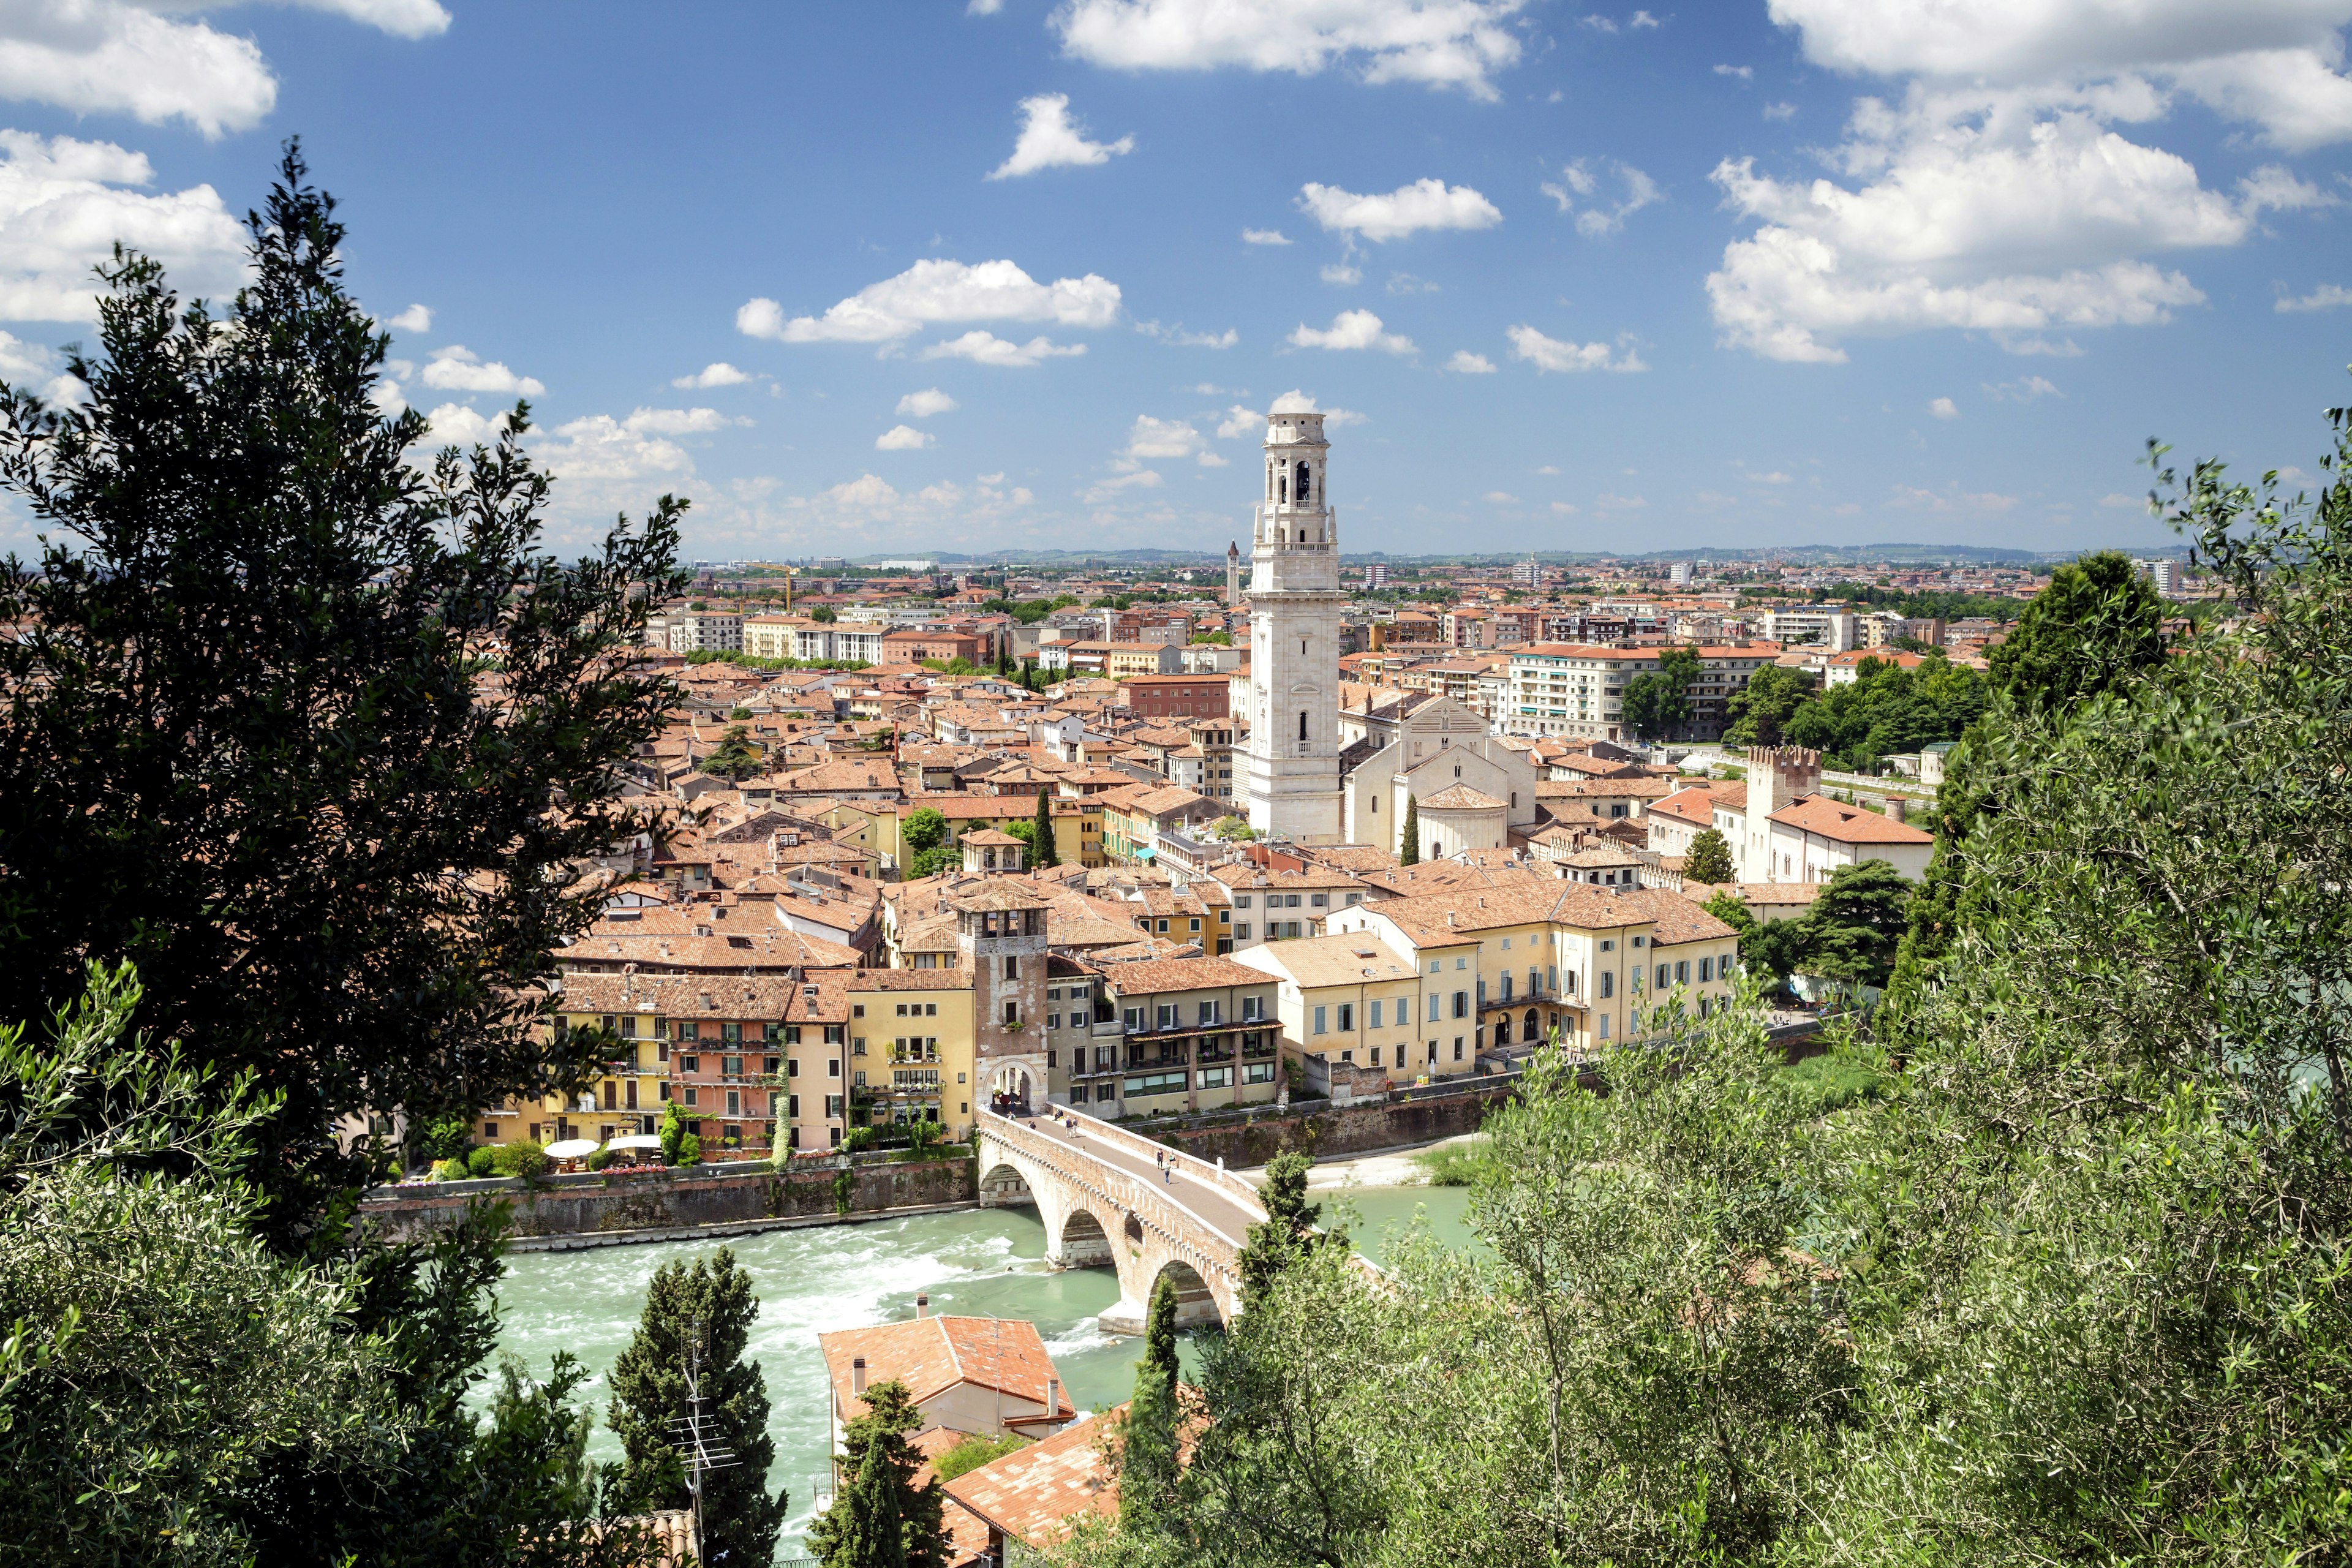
left=1241, top=409, right=1346, bottom=842
left=1760, top=607, right=1860, bottom=652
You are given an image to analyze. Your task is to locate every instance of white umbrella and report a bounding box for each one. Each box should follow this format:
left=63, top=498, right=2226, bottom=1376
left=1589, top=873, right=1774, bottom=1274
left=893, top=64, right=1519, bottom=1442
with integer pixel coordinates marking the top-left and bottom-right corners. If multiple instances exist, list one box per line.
left=543, top=1138, right=600, bottom=1160
left=605, top=1134, right=665, bottom=1152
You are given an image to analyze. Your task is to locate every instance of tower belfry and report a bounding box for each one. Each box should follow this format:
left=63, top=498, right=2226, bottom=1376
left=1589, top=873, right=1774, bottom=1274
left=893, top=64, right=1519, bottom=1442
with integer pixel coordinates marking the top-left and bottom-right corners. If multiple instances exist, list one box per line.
left=1240, top=409, right=1343, bottom=842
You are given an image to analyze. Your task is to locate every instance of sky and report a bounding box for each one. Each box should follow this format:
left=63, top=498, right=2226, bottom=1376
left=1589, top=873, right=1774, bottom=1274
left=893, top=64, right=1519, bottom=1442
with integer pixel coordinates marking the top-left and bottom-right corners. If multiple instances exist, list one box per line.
left=1, top=1, right=2350, bottom=561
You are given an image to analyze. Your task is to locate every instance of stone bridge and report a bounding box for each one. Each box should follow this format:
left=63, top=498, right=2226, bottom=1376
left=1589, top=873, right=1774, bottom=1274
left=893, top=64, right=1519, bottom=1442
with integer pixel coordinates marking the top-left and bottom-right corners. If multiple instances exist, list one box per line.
left=975, top=1106, right=1267, bottom=1333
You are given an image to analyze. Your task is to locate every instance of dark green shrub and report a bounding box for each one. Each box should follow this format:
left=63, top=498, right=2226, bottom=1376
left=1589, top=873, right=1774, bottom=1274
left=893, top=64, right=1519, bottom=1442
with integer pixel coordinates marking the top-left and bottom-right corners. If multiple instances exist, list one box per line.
left=429, top=1157, right=469, bottom=1183
left=466, top=1144, right=498, bottom=1177
left=490, top=1141, right=551, bottom=1180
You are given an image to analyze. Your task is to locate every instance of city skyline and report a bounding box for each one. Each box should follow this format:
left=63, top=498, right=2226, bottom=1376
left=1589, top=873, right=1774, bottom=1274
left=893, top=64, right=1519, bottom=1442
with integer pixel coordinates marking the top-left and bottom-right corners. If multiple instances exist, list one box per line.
left=0, top=2, right=2347, bottom=560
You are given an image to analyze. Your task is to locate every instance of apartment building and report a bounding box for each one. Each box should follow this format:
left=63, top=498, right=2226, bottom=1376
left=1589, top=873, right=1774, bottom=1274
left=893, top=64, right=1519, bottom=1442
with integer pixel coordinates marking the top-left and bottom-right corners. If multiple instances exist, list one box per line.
left=1504, top=643, right=1775, bottom=743
left=1075, top=957, right=1283, bottom=1117
left=1759, top=607, right=1859, bottom=651
left=848, top=970, right=979, bottom=1140
left=1120, top=673, right=1230, bottom=720
left=1233, top=932, right=1452, bottom=1088
left=646, top=609, right=744, bottom=654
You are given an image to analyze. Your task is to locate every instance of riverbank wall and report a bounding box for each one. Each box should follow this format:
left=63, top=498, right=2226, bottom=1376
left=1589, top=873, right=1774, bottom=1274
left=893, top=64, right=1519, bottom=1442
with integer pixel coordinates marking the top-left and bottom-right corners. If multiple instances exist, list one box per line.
left=358, top=1153, right=977, bottom=1247
left=1134, top=1082, right=1519, bottom=1169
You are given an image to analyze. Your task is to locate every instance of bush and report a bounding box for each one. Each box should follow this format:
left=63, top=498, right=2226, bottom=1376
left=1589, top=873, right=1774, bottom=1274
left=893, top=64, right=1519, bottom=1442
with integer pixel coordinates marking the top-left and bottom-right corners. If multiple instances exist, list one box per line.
left=420, top=1112, right=474, bottom=1163
left=1412, top=1140, right=1487, bottom=1187
left=489, top=1141, right=551, bottom=1180
left=466, top=1144, right=498, bottom=1177
left=429, top=1157, right=470, bottom=1183
left=842, top=1126, right=876, bottom=1153
left=676, top=1132, right=703, bottom=1166
left=1778, top=1049, right=1891, bottom=1112
left=934, top=1432, right=1028, bottom=1482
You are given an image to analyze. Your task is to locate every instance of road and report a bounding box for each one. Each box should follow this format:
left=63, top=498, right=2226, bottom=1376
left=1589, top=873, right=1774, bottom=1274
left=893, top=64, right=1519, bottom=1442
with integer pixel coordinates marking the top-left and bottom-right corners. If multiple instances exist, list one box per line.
left=1009, top=1111, right=1266, bottom=1248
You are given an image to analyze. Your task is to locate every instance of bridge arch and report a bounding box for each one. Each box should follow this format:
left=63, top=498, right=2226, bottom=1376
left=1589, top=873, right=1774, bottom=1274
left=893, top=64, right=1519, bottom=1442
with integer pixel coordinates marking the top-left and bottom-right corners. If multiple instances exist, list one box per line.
left=1060, top=1207, right=1113, bottom=1268
left=1148, top=1258, right=1223, bottom=1329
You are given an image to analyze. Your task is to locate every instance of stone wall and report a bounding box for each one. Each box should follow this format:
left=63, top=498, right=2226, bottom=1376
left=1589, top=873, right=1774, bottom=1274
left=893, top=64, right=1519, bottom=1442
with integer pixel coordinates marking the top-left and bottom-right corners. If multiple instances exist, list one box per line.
left=1145, top=1085, right=1517, bottom=1169
left=357, top=1155, right=976, bottom=1245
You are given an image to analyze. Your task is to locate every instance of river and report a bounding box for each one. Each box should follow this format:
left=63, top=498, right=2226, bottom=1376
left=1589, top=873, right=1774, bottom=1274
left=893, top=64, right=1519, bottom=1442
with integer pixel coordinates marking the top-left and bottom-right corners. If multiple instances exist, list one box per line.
left=488, top=1176, right=1474, bottom=1556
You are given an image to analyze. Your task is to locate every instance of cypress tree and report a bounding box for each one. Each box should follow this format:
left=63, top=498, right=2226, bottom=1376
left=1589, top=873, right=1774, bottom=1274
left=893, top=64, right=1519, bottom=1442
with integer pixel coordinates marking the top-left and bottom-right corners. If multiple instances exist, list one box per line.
left=1399, top=794, right=1420, bottom=866
left=1235, top=1152, right=1325, bottom=1306
left=1118, top=1276, right=1183, bottom=1529
left=809, top=1379, right=944, bottom=1568
left=1683, top=826, right=1736, bottom=888
left=1031, top=790, right=1060, bottom=869
left=607, top=1249, right=788, bottom=1565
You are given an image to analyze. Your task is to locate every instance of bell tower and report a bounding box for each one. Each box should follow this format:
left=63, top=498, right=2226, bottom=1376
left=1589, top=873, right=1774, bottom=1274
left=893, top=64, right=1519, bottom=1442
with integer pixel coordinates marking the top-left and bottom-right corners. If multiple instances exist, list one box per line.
left=1240, top=409, right=1344, bottom=842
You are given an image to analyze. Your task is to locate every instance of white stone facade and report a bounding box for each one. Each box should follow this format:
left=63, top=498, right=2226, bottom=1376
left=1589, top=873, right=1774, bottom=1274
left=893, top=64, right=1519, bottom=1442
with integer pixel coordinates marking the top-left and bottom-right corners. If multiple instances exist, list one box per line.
left=1242, top=411, right=1344, bottom=842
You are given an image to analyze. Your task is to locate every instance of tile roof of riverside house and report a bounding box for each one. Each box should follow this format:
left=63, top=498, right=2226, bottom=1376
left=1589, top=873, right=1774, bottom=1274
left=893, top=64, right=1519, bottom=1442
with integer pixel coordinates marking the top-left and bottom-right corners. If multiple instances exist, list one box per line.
left=1416, top=783, right=1507, bottom=810
left=1683, top=880, right=1823, bottom=911
left=1768, top=796, right=1936, bottom=846
left=1096, top=955, right=1276, bottom=996
left=944, top=1406, right=1123, bottom=1551
left=818, top=1316, right=1073, bottom=1429
left=772, top=760, right=903, bottom=795
left=556, top=968, right=853, bottom=1021
left=560, top=925, right=863, bottom=973
left=1238, top=930, right=1418, bottom=988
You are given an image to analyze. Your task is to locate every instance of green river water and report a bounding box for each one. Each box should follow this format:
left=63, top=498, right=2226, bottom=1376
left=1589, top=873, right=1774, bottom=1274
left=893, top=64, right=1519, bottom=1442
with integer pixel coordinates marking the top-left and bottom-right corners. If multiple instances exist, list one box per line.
left=488, top=1182, right=1473, bottom=1557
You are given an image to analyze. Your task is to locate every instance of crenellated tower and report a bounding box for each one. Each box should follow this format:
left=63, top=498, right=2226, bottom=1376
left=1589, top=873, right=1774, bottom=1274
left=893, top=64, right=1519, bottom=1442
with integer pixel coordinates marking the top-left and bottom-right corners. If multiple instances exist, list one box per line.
left=1240, top=410, right=1344, bottom=842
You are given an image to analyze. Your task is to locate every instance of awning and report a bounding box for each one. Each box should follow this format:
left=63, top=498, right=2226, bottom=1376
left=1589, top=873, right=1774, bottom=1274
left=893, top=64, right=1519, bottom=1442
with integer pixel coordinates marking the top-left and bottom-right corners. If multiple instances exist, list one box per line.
left=604, top=1134, right=665, bottom=1152
left=544, top=1138, right=599, bottom=1159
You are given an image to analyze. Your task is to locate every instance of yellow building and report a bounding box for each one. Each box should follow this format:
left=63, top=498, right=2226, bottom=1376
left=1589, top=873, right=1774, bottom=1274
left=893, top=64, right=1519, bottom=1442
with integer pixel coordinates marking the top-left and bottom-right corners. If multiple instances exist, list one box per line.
left=1326, top=883, right=1740, bottom=1055
left=1233, top=932, right=1438, bottom=1084
left=849, top=970, right=981, bottom=1141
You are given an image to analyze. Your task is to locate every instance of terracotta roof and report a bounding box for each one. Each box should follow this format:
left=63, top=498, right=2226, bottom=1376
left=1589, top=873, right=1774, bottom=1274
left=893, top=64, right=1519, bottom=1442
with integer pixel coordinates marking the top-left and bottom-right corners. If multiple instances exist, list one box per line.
left=1417, top=783, right=1506, bottom=810
left=944, top=1407, right=1121, bottom=1548
left=1767, top=796, right=1934, bottom=845
left=850, top=968, right=971, bottom=990
left=960, top=828, right=1025, bottom=846
left=1097, top=955, right=1276, bottom=996
left=1232, top=932, right=1418, bottom=989
left=818, top=1316, right=1072, bottom=1423
left=1536, top=775, right=1678, bottom=800
left=1356, top=883, right=1736, bottom=946
left=1649, top=783, right=1741, bottom=827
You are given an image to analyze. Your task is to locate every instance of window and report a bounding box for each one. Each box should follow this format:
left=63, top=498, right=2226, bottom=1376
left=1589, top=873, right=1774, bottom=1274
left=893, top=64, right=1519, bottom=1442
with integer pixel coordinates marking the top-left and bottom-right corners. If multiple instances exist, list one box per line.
left=1370, top=1046, right=1382, bottom=1067
left=1002, top=1001, right=1019, bottom=1026
left=1633, top=935, right=1647, bottom=948
left=1124, top=1071, right=1187, bottom=1098
left=1599, top=1014, right=1610, bottom=1041
left=1236, top=895, right=1253, bottom=910
left=1246, top=1061, right=1277, bottom=1084
left=721, top=1023, right=741, bottom=1044
left=1600, top=971, right=1614, bottom=998
left=620, top=1016, right=638, bottom=1039
left=1428, top=993, right=1441, bottom=1022
left=1453, top=1038, right=1464, bottom=1061
left=1368, top=998, right=1384, bottom=1030
left=684, top=1087, right=698, bottom=1107
left=725, top=1090, right=740, bottom=1116
left=1199, top=1066, right=1232, bottom=1090
left=1453, top=991, right=1469, bottom=1019
left=1124, top=1006, right=1144, bottom=1032
left=1235, top=924, right=1252, bottom=941
left=1313, top=1006, right=1327, bottom=1035
left=1699, top=956, right=1713, bottom=982
left=1676, top=960, right=1689, bottom=984
left=722, top=1055, right=742, bottom=1077
left=1198, top=999, right=1219, bottom=1025
left=1003, top=955, right=1019, bottom=981
left=1310, top=893, right=1327, bottom=908
left=680, top=1055, right=699, bottom=1074
left=1243, top=995, right=1266, bottom=1022
left=1157, top=1003, right=1180, bottom=1030
left=1456, top=956, right=1469, bottom=970
left=1428, top=959, right=1441, bottom=974
left=1338, top=1003, right=1354, bottom=1031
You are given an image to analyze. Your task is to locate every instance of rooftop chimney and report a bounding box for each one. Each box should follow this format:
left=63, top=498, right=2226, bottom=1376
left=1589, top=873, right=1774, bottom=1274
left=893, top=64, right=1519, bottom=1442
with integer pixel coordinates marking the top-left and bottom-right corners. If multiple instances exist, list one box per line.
left=1885, top=795, right=1908, bottom=824
left=915, top=1292, right=929, bottom=1319
left=851, top=1357, right=867, bottom=1396
left=1046, top=1377, right=1061, bottom=1415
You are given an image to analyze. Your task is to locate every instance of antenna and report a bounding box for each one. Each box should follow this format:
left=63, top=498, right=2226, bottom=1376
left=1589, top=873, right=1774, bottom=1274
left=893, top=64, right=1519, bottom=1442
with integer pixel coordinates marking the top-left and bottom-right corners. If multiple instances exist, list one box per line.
left=671, top=1316, right=742, bottom=1564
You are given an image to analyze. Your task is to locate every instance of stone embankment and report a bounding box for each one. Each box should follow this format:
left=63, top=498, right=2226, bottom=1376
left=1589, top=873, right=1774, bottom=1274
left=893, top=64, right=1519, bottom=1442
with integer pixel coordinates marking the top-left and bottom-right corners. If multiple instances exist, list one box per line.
left=357, top=1153, right=976, bottom=1251
left=1135, top=1081, right=1518, bottom=1169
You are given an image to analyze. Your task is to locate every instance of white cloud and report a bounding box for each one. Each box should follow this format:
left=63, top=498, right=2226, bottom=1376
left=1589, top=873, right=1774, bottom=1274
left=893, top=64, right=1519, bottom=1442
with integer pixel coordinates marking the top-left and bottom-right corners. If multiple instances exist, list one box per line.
left=1484, top=490, right=1518, bottom=503
left=1705, top=91, right=2253, bottom=363
left=1714, top=62, right=1754, bottom=80
left=2237, top=162, right=2337, bottom=213
left=967, top=0, right=1004, bottom=12
left=1289, top=308, right=1417, bottom=354
left=2098, top=491, right=2141, bottom=506
left=1242, top=227, right=1293, bottom=245
left=0, top=130, right=245, bottom=320
left=918, top=330, right=1087, bottom=366
left=1447, top=349, right=1498, bottom=372
left=1630, top=9, right=1660, bottom=26
left=1540, top=158, right=1661, bottom=236
left=897, top=388, right=959, bottom=417
left=1929, top=395, right=1959, bottom=418
left=987, top=92, right=1136, bottom=179
left=0, top=0, right=444, bottom=138
left=1537, top=463, right=1561, bottom=474
left=1136, top=319, right=1238, bottom=347
left=674, top=361, right=752, bottom=388
left=1983, top=374, right=2062, bottom=401
left=0, top=326, right=83, bottom=401
left=622, top=406, right=747, bottom=434
left=2278, top=283, right=2352, bottom=311
left=1763, top=100, right=1798, bottom=119
left=1888, top=483, right=2019, bottom=512
left=1268, top=388, right=1368, bottom=425
left=1121, top=414, right=1229, bottom=468
left=1084, top=467, right=1167, bottom=503
left=1594, top=492, right=1648, bottom=510
left=1321, top=263, right=1363, bottom=285
left=420, top=401, right=513, bottom=448
left=420, top=344, right=546, bottom=396
left=1768, top=0, right=2352, bottom=150
left=1386, top=271, right=1439, bottom=294
left=1507, top=324, right=1646, bottom=372
left=737, top=258, right=1121, bottom=344
left=381, top=302, right=431, bottom=333
left=1298, top=177, right=1502, bottom=241
left=875, top=424, right=933, bottom=450
left=1550, top=500, right=1578, bottom=514
left=1581, top=14, right=1617, bottom=32
left=1053, top=0, right=1529, bottom=101
left=1216, top=404, right=1263, bottom=438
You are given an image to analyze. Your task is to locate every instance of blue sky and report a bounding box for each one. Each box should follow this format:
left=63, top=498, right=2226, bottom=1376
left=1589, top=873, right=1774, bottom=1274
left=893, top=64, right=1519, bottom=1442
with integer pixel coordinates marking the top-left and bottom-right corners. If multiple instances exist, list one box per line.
left=1, top=1, right=2349, bottom=560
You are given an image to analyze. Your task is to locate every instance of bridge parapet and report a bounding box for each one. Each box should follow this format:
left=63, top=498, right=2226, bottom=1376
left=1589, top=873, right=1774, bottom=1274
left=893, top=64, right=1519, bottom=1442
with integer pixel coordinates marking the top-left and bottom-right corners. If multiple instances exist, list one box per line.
left=1049, top=1103, right=1270, bottom=1221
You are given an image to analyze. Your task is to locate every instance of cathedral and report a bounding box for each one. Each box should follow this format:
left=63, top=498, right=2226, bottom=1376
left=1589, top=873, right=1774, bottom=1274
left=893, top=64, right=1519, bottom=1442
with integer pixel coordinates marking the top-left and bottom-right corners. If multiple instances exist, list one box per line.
left=1237, top=406, right=1539, bottom=851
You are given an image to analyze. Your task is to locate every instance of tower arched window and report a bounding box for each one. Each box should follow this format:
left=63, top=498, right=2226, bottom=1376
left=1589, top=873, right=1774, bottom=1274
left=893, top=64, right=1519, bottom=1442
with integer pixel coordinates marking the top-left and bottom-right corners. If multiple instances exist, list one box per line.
left=1298, top=462, right=1312, bottom=502
left=1278, top=475, right=1288, bottom=503
left=1298, top=710, right=1308, bottom=741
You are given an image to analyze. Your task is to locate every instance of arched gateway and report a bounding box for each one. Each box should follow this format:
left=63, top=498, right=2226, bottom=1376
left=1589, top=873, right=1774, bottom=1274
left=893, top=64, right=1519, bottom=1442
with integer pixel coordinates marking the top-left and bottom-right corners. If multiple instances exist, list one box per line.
left=975, top=1107, right=1265, bottom=1333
